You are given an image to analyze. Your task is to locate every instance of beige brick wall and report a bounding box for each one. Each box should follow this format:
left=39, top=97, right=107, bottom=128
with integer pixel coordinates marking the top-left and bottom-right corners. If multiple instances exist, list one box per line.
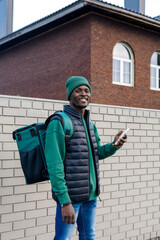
left=0, top=95, right=160, bottom=240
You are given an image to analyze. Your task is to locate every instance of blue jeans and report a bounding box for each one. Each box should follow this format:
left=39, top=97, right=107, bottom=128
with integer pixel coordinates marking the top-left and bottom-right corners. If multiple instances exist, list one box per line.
left=54, top=199, right=97, bottom=240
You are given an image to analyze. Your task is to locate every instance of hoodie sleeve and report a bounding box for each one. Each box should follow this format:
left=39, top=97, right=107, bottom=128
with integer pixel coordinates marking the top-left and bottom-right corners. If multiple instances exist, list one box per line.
left=45, top=119, right=71, bottom=205
left=92, top=122, right=118, bottom=160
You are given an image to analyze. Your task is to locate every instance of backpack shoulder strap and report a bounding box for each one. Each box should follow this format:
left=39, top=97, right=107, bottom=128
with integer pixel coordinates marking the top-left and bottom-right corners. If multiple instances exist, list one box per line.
left=56, top=112, right=73, bottom=138
left=45, top=111, right=73, bottom=138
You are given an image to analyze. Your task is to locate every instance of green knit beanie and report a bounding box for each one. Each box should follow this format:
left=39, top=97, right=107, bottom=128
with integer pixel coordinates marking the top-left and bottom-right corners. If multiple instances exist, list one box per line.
left=65, top=76, right=91, bottom=100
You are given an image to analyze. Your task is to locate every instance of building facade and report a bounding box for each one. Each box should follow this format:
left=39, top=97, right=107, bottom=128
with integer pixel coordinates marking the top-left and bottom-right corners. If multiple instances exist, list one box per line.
left=0, top=0, right=160, bottom=109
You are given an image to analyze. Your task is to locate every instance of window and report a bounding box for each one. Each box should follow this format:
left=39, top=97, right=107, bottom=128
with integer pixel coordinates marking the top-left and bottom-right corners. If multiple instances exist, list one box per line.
left=113, top=43, right=134, bottom=86
left=150, top=52, right=160, bottom=90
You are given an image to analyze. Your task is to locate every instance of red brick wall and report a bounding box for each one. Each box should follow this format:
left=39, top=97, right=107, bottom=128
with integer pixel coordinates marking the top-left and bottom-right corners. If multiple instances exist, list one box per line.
left=0, top=12, right=160, bottom=109
left=0, top=16, right=91, bottom=100
left=90, top=14, right=160, bottom=109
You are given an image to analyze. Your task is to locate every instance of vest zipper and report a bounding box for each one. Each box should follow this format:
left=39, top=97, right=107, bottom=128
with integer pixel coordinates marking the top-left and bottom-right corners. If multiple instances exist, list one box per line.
left=82, top=116, right=91, bottom=199
left=86, top=116, right=100, bottom=196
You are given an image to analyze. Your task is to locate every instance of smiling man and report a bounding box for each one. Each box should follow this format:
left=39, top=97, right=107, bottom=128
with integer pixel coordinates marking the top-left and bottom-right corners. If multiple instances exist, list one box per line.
left=45, top=76, right=126, bottom=240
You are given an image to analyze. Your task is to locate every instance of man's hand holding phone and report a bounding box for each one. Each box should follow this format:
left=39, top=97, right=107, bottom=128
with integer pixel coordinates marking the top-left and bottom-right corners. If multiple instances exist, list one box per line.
left=113, top=128, right=129, bottom=148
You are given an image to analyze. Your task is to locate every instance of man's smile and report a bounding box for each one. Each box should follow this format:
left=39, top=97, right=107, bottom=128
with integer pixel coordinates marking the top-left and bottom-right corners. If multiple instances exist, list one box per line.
left=79, top=98, right=88, bottom=103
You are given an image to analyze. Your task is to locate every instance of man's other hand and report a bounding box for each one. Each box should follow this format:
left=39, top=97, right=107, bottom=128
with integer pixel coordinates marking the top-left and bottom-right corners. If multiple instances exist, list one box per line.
left=61, top=203, right=75, bottom=224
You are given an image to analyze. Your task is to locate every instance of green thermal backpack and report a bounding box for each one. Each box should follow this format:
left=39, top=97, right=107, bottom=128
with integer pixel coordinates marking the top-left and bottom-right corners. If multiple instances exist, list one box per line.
left=12, top=112, right=73, bottom=184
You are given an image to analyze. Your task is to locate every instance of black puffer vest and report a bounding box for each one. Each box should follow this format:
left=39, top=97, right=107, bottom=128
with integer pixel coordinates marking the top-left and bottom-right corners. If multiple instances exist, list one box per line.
left=52, top=105, right=100, bottom=203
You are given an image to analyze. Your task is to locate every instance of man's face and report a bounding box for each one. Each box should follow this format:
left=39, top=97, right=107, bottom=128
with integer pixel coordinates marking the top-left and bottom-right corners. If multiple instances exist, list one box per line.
left=70, top=85, right=91, bottom=111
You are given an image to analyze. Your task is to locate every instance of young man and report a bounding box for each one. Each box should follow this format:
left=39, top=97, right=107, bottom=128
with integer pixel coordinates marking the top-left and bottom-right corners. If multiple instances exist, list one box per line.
left=45, top=76, right=126, bottom=240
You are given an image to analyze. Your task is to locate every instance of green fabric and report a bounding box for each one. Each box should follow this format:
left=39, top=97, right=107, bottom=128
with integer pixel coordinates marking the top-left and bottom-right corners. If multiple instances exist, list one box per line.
left=16, top=127, right=40, bottom=152
left=45, top=118, right=118, bottom=205
left=15, top=123, right=46, bottom=152
left=45, top=120, right=71, bottom=204
left=65, top=76, right=91, bottom=100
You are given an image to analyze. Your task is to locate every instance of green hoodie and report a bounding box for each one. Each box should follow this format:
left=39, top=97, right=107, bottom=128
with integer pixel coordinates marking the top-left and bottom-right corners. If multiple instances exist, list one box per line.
left=45, top=116, right=118, bottom=205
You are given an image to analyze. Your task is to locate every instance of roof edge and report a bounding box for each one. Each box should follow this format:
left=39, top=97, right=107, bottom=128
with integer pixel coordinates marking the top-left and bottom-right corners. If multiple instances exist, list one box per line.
left=83, top=0, right=160, bottom=28
left=0, top=1, right=86, bottom=46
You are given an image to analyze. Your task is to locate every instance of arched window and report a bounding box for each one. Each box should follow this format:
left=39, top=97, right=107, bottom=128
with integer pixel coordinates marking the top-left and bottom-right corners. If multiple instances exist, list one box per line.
left=113, top=43, right=134, bottom=86
left=150, top=52, right=160, bottom=90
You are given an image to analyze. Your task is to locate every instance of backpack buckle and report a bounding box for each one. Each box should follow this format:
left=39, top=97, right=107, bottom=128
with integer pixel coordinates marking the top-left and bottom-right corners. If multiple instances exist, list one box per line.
left=42, top=169, right=48, bottom=178
left=30, top=128, right=37, bottom=137
left=17, top=133, right=22, bottom=141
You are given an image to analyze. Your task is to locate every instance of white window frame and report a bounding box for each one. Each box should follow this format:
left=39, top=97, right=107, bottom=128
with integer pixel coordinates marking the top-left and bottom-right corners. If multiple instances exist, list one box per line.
left=150, top=52, right=160, bottom=91
left=112, top=43, right=134, bottom=87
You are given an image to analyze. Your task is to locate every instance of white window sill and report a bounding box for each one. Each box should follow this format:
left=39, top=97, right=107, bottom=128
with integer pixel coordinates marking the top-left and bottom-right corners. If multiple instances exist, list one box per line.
left=150, top=87, right=160, bottom=91
left=112, top=81, right=134, bottom=87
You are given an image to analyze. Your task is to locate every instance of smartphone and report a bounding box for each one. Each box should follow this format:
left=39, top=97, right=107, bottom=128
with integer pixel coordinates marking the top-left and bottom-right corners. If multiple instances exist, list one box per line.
left=114, top=128, right=130, bottom=145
